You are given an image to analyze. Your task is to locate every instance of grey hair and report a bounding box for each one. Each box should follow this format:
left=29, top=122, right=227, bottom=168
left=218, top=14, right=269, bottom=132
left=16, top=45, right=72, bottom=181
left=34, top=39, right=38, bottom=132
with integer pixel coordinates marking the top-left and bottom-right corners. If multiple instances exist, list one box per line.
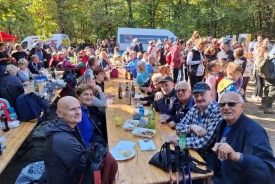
left=136, top=61, right=147, bottom=73
left=31, top=54, right=39, bottom=61
left=218, top=91, right=244, bottom=103
left=77, top=74, right=93, bottom=86
left=175, top=81, right=191, bottom=90
left=18, top=58, right=28, bottom=65
left=151, top=73, right=163, bottom=81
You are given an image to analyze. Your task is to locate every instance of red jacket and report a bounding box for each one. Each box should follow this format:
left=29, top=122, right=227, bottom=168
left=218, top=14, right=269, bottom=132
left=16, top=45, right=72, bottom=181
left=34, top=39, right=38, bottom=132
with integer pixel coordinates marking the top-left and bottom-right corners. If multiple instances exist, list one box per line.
left=79, top=55, right=89, bottom=75
left=170, top=46, right=182, bottom=68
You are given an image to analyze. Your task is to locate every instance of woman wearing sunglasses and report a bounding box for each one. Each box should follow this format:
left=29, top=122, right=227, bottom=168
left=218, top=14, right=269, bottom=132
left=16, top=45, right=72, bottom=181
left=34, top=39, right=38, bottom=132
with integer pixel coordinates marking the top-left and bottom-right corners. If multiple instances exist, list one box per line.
left=18, top=58, right=31, bottom=82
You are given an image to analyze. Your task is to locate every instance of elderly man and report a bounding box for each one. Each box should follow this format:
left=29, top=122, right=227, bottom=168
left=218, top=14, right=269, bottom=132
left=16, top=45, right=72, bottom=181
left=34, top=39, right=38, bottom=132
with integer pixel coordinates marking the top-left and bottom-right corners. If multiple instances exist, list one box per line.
left=124, top=51, right=140, bottom=78
left=28, top=55, right=45, bottom=74
left=154, top=76, right=178, bottom=114
left=175, top=82, right=223, bottom=164
left=43, top=96, right=86, bottom=183
left=212, top=92, right=275, bottom=184
left=29, top=42, right=47, bottom=64
left=164, top=81, right=195, bottom=128
left=139, top=72, right=162, bottom=106
left=217, top=40, right=234, bottom=61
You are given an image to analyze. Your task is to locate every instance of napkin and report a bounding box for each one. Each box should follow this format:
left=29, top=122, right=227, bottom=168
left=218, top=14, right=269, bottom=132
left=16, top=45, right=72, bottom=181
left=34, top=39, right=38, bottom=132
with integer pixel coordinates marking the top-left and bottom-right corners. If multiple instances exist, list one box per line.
left=8, top=120, right=20, bottom=128
left=138, top=139, right=156, bottom=151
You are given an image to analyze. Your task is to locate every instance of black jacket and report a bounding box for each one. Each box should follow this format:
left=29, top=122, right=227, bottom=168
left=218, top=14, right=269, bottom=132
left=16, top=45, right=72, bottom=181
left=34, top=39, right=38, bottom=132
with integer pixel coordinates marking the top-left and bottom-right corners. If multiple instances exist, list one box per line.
left=44, top=119, right=87, bottom=184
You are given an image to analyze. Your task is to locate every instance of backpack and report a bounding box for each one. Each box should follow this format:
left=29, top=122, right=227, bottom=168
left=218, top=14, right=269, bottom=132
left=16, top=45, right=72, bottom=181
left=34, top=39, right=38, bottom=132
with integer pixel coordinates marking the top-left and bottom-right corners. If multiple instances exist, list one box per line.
left=166, top=51, right=172, bottom=65
left=71, top=143, right=118, bottom=184
left=16, top=92, right=50, bottom=122
left=257, top=56, right=274, bottom=78
left=60, top=71, right=77, bottom=97
left=0, top=74, right=24, bottom=109
left=110, top=68, right=119, bottom=78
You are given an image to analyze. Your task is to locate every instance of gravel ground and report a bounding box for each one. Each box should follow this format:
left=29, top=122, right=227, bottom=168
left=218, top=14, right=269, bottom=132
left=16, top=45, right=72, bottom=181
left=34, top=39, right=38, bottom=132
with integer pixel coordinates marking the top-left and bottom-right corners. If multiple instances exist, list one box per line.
left=0, top=80, right=274, bottom=184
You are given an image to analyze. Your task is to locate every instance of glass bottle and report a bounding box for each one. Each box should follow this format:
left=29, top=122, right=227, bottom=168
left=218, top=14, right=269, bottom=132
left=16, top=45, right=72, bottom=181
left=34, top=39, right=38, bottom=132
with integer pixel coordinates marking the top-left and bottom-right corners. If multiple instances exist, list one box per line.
left=148, top=104, right=155, bottom=129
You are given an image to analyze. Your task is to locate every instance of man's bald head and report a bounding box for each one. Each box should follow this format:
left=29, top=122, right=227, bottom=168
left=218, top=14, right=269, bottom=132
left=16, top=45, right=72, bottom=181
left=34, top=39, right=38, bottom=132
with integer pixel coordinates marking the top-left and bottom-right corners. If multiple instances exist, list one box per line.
left=218, top=92, right=244, bottom=125
left=56, top=96, right=82, bottom=128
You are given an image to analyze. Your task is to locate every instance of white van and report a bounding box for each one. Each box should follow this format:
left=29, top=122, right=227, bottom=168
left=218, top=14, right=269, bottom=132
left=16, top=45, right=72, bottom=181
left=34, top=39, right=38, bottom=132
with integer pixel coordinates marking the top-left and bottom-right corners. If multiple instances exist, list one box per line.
left=117, top=28, right=177, bottom=51
left=21, top=34, right=70, bottom=51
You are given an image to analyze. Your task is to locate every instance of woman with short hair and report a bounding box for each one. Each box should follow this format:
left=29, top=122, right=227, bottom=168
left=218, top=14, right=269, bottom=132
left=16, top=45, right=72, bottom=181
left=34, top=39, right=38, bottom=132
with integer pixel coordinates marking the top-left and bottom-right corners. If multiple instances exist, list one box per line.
left=93, top=66, right=106, bottom=92
left=17, top=58, right=30, bottom=82
left=136, top=61, right=149, bottom=85
left=75, top=84, right=105, bottom=146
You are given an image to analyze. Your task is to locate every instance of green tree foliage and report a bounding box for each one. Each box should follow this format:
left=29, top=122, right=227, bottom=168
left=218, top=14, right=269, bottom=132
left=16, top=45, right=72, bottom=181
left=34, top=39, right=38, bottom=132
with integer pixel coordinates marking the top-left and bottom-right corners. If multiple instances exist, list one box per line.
left=0, top=0, right=275, bottom=42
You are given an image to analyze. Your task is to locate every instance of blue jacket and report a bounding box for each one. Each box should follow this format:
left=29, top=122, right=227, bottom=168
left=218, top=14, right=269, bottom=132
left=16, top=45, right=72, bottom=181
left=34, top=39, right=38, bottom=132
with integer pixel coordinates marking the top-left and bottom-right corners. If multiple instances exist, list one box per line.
left=213, top=114, right=275, bottom=184
left=77, top=106, right=93, bottom=147
left=28, top=61, right=44, bottom=74
left=125, top=58, right=140, bottom=78
left=136, top=72, right=149, bottom=85
left=167, top=96, right=195, bottom=123
left=154, top=89, right=179, bottom=114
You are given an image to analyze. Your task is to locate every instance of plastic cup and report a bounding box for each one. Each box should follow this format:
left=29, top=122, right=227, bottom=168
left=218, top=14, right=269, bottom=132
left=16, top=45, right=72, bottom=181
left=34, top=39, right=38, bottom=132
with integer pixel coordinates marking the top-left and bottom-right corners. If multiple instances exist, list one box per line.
left=160, top=114, right=167, bottom=124
left=115, top=117, right=122, bottom=126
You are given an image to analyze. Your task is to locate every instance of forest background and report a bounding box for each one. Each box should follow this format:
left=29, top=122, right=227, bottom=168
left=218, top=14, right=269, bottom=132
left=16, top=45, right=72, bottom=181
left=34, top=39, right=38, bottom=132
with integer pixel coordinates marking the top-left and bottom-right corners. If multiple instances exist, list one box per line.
left=0, top=0, right=274, bottom=43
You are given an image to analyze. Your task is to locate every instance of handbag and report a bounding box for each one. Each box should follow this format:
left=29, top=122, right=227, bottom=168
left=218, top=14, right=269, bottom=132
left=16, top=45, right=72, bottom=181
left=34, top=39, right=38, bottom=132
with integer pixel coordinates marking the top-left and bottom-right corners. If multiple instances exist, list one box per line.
left=149, top=143, right=211, bottom=174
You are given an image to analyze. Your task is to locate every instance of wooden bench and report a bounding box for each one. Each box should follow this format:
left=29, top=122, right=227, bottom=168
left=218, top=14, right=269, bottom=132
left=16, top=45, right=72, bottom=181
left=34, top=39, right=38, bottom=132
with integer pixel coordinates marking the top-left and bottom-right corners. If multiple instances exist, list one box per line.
left=105, top=78, right=213, bottom=183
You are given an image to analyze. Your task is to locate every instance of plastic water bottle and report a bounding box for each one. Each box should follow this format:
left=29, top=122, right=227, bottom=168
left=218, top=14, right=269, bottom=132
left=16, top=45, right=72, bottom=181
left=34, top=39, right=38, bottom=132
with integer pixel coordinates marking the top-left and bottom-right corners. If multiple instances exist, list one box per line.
left=179, top=133, right=186, bottom=150
left=220, top=137, right=227, bottom=161
left=139, top=105, right=144, bottom=117
left=7, top=107, right=18, bottom=120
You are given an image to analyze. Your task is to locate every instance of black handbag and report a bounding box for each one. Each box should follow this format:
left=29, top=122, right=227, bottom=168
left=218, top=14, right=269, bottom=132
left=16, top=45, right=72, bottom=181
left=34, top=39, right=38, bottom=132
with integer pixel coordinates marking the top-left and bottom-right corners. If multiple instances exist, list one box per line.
left=149, top=143, right=211, bottom=174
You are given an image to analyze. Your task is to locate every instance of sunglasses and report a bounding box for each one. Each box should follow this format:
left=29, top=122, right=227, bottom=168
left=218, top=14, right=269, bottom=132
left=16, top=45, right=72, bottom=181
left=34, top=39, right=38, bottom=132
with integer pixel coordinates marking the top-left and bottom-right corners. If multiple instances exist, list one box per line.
left=218, top=102, right=242, bottom=107
left=176, top=89, right=187, bottom=93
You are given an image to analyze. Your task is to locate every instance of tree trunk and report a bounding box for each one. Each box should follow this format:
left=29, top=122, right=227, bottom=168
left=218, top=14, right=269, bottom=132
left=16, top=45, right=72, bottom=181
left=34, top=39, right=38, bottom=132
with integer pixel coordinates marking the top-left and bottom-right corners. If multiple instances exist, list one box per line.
left=126, top=0, right=133, bottom=27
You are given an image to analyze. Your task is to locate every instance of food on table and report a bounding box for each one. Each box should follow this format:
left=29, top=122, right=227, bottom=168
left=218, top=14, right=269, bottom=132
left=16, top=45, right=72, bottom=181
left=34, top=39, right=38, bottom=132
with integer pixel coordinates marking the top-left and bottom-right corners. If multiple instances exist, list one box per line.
left=118, top=149, right=132, bottom=157
left=140, top=130, right=154, bottom=136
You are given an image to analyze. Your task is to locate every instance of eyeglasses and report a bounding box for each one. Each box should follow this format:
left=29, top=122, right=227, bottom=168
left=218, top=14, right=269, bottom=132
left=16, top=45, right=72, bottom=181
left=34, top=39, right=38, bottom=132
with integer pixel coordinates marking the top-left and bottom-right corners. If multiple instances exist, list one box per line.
left=19, top=63, right=24, bottom=65
left=218, top=102, right=242, bottom=107
left=176, top=89, right=187, bottom=93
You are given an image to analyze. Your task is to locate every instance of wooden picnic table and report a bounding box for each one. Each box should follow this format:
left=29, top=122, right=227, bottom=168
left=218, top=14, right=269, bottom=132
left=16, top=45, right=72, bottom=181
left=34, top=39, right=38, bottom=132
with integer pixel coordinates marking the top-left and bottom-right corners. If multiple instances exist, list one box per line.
left=0, top=119, right=37, bottom=174
left=105, top=75, right=213, bottom=184
left=0, top=84, right=63, bottom=174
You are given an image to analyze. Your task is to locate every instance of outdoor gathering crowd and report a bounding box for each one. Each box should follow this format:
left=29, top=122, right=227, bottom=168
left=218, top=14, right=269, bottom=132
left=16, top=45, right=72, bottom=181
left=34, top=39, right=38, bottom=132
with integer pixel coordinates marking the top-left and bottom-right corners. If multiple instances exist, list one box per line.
left=0, top=30, right=275, bottom=184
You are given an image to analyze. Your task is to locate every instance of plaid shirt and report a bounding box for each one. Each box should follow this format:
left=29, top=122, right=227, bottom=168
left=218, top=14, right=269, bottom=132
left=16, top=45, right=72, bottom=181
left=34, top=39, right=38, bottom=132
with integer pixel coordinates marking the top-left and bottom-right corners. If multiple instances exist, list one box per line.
left=176, top=101, right=222, bottom=156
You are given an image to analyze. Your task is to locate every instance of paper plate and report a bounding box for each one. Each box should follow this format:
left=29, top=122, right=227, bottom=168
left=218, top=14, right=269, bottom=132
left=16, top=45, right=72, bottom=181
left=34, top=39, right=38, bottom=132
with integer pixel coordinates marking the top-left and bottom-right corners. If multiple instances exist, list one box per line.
left=122, top=119, right=139, bottom=131
left=132, top=127, right=156, bottom=138
left=111, top=148, right=136, bottom=161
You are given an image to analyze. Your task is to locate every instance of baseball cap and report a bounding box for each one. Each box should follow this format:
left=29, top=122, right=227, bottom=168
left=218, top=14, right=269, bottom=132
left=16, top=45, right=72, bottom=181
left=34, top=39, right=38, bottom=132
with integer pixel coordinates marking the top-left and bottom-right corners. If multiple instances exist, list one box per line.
left=222, top=40, right=230, bottom=45
left=158, top=76, right=174, bottom=84
left=192, top=82, right=210, bottom=94
left=35, top=42, right=42, bottom=48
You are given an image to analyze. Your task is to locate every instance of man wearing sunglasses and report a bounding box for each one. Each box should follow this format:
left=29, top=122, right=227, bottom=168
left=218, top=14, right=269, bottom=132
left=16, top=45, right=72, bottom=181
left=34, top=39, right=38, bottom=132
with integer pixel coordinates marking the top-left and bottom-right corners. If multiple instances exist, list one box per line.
left=162, top=81, right=195, bottom=128
left=175, top=82, right=222, bottom=167
left=211, top=92, right=275, bottom=184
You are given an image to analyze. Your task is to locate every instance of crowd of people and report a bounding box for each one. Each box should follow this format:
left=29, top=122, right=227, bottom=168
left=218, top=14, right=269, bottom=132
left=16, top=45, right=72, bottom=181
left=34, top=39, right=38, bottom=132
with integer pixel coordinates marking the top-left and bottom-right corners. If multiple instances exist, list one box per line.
left=0, top=31, right=275, bottom=184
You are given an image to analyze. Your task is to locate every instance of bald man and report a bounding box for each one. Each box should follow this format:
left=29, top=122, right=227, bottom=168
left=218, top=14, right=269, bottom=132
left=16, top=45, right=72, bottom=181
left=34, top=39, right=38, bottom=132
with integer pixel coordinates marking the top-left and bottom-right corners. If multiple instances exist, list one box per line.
left=212, top=92, right=275, bottom=184
left=43, top=96, right=87, bottom=184
left=163, top=81, right=195, bottom=128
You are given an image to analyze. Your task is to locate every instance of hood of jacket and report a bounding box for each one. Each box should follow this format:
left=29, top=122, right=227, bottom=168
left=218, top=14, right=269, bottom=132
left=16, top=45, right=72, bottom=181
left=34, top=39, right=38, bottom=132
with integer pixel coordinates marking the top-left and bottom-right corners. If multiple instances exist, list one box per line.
left=45, top=118, right=75, bottom=137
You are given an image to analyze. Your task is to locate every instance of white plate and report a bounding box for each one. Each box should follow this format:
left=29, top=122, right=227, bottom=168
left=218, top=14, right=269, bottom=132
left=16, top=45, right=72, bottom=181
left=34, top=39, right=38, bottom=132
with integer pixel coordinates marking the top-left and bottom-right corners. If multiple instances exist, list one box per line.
left=133, top=109, right=149, bottom=116
left=132, top=127, right=156, bottom=138
left=111, top=148, right=136, bottom=161
left=123, top=120, right=139, bottom=131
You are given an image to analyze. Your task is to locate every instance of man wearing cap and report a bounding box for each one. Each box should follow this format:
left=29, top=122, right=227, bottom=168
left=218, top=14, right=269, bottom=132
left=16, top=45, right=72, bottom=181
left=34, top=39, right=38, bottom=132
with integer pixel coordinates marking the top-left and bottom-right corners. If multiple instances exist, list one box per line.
left=154, top=76, right=179, bottom=114
left=217, top=40, right=234, bottom=61
left=174, top=82, right=223, bottom=166
left=29, top=42, right=47, bottom=66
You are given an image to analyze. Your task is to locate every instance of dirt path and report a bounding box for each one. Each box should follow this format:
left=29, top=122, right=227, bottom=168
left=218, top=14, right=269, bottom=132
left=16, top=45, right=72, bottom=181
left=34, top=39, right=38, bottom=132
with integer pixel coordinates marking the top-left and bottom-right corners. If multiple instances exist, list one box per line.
left=244, top=81, right=275, bottom=151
